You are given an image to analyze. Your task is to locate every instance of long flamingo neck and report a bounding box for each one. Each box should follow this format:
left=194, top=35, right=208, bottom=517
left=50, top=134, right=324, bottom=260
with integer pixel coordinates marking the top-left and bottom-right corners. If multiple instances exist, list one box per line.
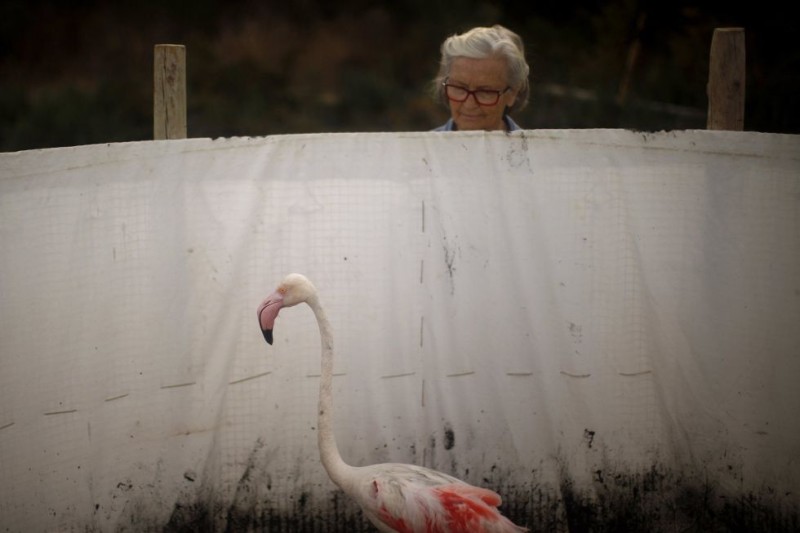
left=307, top=293, right=352, bottom=490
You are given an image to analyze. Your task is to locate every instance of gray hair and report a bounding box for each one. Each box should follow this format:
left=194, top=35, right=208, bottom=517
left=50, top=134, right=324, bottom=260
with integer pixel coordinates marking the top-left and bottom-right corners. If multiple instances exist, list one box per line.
left=433, top=25, right=531, bottom=113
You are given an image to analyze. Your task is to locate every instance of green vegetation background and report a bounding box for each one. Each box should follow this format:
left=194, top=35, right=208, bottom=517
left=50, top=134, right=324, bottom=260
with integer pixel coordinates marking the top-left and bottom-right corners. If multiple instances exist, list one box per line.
left=1, top=0, right=797, bottom=151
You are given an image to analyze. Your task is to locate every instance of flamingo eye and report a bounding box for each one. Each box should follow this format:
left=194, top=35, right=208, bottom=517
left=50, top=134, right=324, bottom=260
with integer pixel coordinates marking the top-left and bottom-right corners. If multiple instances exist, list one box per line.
left=278, top=287, right=287, bottom=295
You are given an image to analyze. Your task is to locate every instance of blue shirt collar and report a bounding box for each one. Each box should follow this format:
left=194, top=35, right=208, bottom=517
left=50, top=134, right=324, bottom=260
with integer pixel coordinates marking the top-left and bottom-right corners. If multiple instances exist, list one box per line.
left=434, top=116, right=521, bottom=132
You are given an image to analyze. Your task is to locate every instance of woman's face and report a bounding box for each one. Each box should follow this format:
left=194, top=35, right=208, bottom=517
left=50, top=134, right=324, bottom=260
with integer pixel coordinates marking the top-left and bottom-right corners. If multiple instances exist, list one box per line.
left=445, top=56, right=518, bottom=131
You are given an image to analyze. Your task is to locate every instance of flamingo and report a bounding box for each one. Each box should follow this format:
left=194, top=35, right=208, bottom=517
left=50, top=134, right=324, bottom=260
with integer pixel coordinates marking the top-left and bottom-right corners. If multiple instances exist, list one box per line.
left=257, top=273, right=527, bottom=533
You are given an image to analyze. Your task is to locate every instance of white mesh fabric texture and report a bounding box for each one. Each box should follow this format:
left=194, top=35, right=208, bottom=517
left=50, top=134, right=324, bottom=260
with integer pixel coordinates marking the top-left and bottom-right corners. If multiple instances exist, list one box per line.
left=1, top=130, right=798, bottom=531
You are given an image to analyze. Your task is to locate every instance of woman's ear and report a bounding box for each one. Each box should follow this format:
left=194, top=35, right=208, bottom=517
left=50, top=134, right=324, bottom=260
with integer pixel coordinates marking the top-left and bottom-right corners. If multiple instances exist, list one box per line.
left=505, top=89, right=519, bottom=111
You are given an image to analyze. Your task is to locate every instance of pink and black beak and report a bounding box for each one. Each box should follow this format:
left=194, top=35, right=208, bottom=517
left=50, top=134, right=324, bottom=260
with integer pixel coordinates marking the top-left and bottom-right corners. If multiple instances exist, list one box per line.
left=257, top=290, right=284, bottom=345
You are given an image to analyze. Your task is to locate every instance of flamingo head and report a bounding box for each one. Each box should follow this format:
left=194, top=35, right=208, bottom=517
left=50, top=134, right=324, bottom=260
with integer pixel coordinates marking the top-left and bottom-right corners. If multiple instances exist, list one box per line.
left=257, top=273, right=317, bottom=345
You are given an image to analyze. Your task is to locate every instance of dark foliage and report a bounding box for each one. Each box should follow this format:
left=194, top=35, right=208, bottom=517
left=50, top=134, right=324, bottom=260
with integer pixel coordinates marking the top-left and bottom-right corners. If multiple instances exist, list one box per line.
left=1, top=0, right=797, bottom=151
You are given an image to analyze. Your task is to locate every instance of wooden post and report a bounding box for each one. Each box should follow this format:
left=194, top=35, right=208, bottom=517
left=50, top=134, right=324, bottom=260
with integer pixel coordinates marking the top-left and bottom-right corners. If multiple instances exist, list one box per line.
left=153, top=44, right=187, bottom=139
left=707, top=28, right=745, bottom=131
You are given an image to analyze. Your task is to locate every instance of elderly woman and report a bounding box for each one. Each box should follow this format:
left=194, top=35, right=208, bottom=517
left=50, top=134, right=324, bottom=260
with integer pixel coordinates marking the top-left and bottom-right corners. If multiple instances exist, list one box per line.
left=433, top=25, right=530, bottom=132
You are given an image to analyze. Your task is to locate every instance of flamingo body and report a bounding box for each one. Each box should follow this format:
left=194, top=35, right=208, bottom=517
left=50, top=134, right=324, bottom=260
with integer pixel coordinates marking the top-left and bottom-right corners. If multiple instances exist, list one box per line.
left=350, top=463, right=524, bottom=533
left=257, top=273, right=527, bottom=533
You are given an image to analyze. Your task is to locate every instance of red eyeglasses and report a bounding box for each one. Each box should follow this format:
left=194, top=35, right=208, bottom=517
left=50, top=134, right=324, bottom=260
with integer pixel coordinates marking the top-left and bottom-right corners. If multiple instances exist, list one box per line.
left=442, top=79, right=511, bottom=106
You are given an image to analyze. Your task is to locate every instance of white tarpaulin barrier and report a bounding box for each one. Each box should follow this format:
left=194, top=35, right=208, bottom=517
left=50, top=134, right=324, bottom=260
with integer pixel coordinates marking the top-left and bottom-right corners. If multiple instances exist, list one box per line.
left=1, top=130, right=798, bottom=532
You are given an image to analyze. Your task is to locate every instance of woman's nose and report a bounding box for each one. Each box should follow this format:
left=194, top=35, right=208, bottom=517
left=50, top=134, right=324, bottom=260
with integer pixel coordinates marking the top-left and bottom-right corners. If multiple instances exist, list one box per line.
left=463, top=93, right=481, bottom=107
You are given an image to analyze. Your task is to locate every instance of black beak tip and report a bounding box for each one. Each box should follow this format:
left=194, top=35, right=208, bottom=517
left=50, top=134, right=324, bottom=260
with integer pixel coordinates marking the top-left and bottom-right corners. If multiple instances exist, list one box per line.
left=262, top=329, right=273, bottom=345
